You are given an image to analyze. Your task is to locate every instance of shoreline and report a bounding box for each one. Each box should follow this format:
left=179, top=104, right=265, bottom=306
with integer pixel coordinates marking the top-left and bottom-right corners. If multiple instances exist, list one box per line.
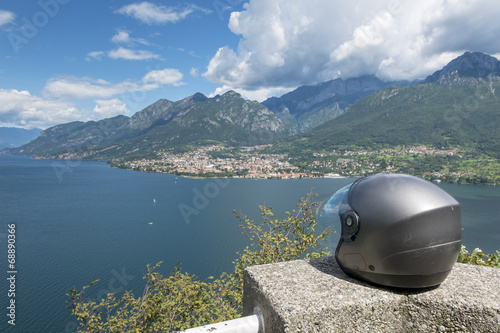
left=2, top=152, right=496, bottom=185
left=111, top=164, right=498, bottom=185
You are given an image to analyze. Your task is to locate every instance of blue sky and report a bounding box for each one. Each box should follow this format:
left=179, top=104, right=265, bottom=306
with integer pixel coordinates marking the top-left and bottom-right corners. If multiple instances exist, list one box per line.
left=1, top=0, right=500, bottom=129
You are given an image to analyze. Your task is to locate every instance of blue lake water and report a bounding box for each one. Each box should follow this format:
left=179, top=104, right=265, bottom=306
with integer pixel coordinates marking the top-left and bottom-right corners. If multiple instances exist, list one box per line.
left=0, top=154, right=499, bottom=332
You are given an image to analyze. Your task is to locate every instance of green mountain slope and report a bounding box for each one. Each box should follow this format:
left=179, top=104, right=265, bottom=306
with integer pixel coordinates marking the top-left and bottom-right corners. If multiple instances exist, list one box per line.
left=111, top=93, right=208, bottom=142
left=145, top=90, right=290, bottom=146
left=81, top=91, right=290, bottom=160
left=16, top=116, right=130, bottom=156
left=262, top=75, right=414, bottom=133
left=14, top=93, right=209, bottom=157
left=21, top=91, right=290, bottom=160
left=280, top=79, right=500, bottom=158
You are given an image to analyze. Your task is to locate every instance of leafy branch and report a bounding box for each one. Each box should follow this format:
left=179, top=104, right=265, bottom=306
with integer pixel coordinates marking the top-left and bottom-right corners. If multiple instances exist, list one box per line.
left=67, top=193, right=330, bottom=332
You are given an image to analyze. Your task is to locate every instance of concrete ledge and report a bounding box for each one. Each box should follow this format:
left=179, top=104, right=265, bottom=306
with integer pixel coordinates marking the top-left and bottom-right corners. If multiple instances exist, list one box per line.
left=243, top=256, right=500, bottom=332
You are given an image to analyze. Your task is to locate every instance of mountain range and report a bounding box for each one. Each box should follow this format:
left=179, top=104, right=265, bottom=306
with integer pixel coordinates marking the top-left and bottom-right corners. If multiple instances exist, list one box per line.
left=5, top=51, right=500, bottom=160
left=280, top=52, right=500, bottom=158
left=13, top=90, right=290, bottom=160
left=262, top=75, right=414, bottom=133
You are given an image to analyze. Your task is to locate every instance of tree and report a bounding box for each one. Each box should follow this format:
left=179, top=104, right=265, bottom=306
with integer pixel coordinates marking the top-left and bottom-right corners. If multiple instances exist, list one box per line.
left=67, top=193, right=331, bottom=332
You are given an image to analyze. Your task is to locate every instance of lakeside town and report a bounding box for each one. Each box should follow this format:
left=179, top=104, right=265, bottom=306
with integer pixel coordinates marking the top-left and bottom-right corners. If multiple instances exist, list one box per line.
left=110, top=145, right=494, bottom=184
left=113, top=145, right=311, bottom=179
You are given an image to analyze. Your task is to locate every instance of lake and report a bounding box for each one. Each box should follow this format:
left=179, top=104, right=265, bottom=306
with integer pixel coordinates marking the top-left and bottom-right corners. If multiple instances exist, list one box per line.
left=0, top=154, right=499, bottom=332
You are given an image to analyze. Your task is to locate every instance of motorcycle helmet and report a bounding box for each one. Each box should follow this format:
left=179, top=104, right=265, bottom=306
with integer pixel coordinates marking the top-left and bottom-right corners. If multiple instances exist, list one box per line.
left=325, top=174, right=462, bottom=288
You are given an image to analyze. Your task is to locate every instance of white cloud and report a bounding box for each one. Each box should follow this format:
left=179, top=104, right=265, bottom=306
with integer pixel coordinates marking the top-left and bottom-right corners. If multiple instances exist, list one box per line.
left=43, top=69, right=184, bottom=100
left=142, top=68, right=184, bottom=86
left=0, top=10, right=15, bottom=27
left=111, top=30, right=132, bottom=44
left=209, top=85, right=294, bottom=103
left=4, top=67, right=184, bottom=127
left=189, top=67, right=199, bottom=77
left=0, top=89, right=85, bottom=129
left=92, top=99, right=129, bottom=120
left=108, top=47, right=161, bottom=60
left=43, top=76, right=133, bottom=99
left=116, top=2, right=211, bottom=25
left=86, top=51, right=105, bottom=61
left=111, top=29, right=151, bottom=46
left=87, top=31, right=155, bottom=61
left=204, top=0, right=500, bottom=91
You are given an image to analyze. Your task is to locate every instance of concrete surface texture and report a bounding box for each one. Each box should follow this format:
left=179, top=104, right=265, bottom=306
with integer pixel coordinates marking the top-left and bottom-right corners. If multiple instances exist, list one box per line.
left=243, top=256, right=500, bottom=332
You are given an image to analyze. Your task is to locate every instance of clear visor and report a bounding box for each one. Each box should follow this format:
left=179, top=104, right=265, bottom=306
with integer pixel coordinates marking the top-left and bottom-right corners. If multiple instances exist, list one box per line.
left=323, top=181, right=363, bottom=240
left=323, top=182, right=354, bottom=219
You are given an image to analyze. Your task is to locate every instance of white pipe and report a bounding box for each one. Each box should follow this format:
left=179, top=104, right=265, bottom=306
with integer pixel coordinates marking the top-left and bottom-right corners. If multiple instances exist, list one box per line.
left=181, top=307, right=263, bottom=333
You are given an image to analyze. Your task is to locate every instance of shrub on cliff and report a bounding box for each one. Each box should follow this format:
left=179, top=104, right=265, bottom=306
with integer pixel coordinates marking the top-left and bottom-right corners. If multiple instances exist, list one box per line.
left=67, top=193, right=330, bottom=332
left=457, top=246, right=500, bottom=268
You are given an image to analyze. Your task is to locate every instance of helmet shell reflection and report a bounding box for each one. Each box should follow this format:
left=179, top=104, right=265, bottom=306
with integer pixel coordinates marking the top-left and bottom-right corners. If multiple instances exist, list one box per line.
left=330, top=174, right=462, bottom=288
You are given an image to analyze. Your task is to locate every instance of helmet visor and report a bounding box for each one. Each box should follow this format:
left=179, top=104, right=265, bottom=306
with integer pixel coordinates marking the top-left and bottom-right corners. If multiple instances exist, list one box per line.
left=323, top=181, right=361, bottom=240
left=323, top=182, right=353, bottom=217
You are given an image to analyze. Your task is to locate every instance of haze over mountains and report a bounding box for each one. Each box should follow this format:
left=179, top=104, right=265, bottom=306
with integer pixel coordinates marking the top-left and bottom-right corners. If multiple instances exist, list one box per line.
left=0, top=127, right=41, bottom=149
left=4, top=52, right=500, bottom=160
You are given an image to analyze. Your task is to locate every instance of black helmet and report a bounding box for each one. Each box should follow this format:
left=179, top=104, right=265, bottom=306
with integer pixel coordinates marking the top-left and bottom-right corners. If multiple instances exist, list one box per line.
left=325, top=174, right=462, bottom=288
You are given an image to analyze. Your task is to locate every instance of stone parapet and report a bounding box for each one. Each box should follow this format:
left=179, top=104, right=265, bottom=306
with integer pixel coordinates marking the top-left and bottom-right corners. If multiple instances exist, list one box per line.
left=243, top=256, right=500, bottom=332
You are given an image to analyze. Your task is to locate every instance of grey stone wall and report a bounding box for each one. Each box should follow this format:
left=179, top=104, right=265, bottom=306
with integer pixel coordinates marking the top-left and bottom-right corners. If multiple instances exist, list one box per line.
left=243, top=256, right=500, bottom=332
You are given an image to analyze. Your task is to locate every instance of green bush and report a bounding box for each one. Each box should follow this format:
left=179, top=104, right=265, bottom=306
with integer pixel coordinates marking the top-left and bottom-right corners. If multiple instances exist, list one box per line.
left=457, top=245, right=500, bottom=268
left=67, top=193, right=330, bottom=332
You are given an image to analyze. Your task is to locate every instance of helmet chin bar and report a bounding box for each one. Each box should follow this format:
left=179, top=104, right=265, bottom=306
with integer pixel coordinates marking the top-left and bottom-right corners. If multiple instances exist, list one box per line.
left=333, top=174, right=462, bottom=289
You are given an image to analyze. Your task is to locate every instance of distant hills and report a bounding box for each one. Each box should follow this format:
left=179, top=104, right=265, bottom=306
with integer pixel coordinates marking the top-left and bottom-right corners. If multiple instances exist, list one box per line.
left=0, top=127, right=41, bottom=149
left=6, top=51, right=500, bottom=161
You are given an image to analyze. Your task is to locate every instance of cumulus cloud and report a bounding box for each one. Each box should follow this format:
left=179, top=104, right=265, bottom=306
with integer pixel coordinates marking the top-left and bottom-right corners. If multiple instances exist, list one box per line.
left=116, top=2, right=211, bottom=25
left=142, top=68, right=184, bottom=86
left=204, top=0, right=500, bottom=92
left=43, top=69, right=184, bottom=100
left=92, top=98, right=129, bottom=120
left=1, top=67, right=184, bottom=128
left=0, top=89, right=85, bottom=129
left=0, top=10, right=15, bottom=27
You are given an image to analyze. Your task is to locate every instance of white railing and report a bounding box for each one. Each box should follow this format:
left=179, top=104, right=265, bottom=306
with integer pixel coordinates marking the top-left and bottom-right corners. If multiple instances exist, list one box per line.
left=181, top=307, right=263, bottom=333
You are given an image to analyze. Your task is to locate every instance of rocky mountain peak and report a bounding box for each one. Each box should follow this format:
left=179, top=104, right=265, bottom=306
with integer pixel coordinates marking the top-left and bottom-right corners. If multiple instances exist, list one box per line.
left=177, top=92, right=208, bottom=106
left=191, top=92, right=208, bottom=102
left=221, top=90, right=242, bottom=99
left=425, top=52, right=500, bottom=84
left=127, top=98, right=174, bottom=130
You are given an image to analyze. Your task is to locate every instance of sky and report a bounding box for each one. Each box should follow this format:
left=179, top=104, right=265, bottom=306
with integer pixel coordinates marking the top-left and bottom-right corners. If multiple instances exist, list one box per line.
left=1, top=0, right=500, bottom=130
